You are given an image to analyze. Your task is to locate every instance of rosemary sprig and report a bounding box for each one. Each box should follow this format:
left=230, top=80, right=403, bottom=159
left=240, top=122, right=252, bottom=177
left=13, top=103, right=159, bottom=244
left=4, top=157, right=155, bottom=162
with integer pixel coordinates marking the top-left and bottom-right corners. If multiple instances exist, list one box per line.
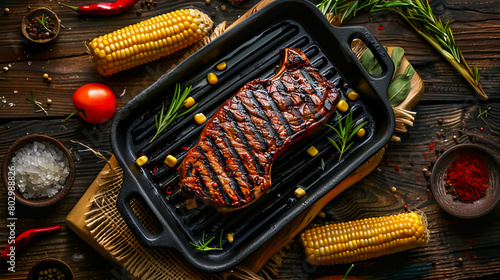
left=26, top=93, right=48, bottom=115
left=326, top=111, right=368, bottom=162
left=477, top=105, right=491, bottom=125
left=150, top=83, right=197, bottom=143
left=317, top=0, right=380, bottom=24
left=35, top=13, right=51, bottom=32
left=190, top=230, right=224, bottom=251
left=316, top=0, right=488, bottom=100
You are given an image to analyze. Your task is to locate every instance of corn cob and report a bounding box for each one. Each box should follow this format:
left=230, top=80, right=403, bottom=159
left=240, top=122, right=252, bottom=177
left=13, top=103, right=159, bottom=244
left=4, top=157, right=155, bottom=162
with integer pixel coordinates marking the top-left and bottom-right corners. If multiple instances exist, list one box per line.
left=88, top=9, right=213, bottom=76
left=300, top=211, right=429, bottom=265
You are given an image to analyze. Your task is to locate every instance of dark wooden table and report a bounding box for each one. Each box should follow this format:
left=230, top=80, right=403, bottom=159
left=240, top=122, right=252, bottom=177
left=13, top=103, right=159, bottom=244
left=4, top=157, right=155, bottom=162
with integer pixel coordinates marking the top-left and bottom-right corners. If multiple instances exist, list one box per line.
left=1, top=0, right=499, bottom=279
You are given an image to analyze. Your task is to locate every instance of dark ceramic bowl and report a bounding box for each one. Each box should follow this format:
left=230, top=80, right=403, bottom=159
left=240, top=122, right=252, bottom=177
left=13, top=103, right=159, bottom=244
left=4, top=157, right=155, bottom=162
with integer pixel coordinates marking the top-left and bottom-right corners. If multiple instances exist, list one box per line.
left=431, top=144, right=500, bottom=219
left=28, top=258, right=74, bottom=280
left=1, top=134, right=75, bottom=207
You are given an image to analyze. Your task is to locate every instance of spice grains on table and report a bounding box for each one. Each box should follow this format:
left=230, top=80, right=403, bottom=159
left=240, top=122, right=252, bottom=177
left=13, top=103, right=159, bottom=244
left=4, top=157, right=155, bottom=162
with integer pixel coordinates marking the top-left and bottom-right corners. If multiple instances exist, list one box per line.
left=1, top=0, right=500, bottom=279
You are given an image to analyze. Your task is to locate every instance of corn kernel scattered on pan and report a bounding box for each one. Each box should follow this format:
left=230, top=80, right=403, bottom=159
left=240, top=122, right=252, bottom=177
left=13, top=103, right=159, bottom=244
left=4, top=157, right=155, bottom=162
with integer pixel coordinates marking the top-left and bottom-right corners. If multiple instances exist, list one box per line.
left=300, top=211, right=429, bottom=265
left=88, top=9, right=213, bottom=76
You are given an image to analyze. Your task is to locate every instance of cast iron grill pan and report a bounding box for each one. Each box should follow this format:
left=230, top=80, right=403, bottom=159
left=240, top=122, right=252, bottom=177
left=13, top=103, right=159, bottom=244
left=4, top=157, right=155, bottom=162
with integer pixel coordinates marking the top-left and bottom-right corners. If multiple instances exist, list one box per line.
left=111, top=0, right=395, bottom=273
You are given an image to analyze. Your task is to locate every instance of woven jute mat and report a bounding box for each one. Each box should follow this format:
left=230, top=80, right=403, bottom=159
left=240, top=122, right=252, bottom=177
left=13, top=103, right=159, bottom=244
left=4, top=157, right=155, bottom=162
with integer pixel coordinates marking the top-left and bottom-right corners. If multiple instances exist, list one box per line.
left=86, top=165, right=213, bottom=279
left=66, top=1, right=424, bottom=279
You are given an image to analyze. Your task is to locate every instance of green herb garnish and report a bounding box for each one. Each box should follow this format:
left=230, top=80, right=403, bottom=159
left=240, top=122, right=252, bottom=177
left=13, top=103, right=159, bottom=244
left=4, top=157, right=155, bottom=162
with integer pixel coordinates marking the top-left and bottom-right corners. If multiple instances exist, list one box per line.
left=35, top=13, right=51, bottom=32
left=26, top=93, right=48, bottom=115
left=477, top=105, right=491, bottom=125
left=361, top=46, right=416, bottom=106
left=326, top=111, right=368, bottom=162
left=190, top=230, right=223, bottom=251
left=320, top=158, right=325, bottom=171
left=151, top=83, right=197, bottom=143
left=316, top=0, right=487, bottom=100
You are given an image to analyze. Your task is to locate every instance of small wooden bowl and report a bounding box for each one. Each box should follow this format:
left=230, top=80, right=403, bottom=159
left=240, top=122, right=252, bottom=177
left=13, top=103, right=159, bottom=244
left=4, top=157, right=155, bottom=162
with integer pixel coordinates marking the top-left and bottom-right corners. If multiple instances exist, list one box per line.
left=431, top=144, right=500, bottom=219
left=22, top=7, right=61, bottom=43
left=28, top=258, right=74, bottom=280
left=1, top=134, right=75, bottom=207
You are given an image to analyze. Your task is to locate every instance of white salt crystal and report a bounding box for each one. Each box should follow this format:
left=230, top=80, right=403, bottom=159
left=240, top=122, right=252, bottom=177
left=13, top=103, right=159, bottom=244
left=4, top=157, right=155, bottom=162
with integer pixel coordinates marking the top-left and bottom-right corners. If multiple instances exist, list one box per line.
left=46, top=188, right=58, bottom=197
left=10, top=141, right=70, bottom=199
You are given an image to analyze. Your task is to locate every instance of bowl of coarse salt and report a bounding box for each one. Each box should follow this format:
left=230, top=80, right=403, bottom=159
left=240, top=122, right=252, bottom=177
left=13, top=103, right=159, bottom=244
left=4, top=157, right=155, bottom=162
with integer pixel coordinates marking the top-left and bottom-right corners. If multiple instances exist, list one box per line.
left=2, top=134, right=75, bottom=207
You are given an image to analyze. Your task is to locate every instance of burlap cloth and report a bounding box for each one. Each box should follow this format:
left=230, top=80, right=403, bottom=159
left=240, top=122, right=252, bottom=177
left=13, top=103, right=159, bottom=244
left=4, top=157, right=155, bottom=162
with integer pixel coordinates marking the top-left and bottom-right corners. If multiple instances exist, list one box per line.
left=76, top=1, right=424, bottom=279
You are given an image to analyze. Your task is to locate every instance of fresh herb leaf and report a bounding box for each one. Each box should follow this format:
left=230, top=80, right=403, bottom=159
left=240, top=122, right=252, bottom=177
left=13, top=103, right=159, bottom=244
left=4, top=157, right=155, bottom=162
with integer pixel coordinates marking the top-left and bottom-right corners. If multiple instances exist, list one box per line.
left=320, top=158, right=325, bottom=171
left=361, top=48, right=383, bottom=76
left=472, top=66, right=480, bottom=82
left=327, top=136, right=341, bottom=153
left=150, top=83, right=197, bottom=143
left=362, top=46, right=414, bottom=106
left=317, top=0, right=380, bottom=22
left=477, top=105, right=491, bottom=125
left=387, top=74, right=412, bottom=106
left=316, top=0, right=487, bottom=99
left=35, top=13, right=51, bottom=32
left=404, top=63, right=416, bottom=79
left=390, top=47, right=405, bottom=76
left=326, top=111, right=368, bottom=162
left=190, top=230, right=224, bottom=252
left=26, top=93, right=48, bottom=115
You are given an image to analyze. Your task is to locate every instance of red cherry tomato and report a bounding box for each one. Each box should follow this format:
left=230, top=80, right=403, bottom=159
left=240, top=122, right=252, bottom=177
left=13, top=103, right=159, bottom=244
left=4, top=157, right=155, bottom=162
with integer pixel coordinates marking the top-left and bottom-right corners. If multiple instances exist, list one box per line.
left=72, top=83, right=117, bottom=123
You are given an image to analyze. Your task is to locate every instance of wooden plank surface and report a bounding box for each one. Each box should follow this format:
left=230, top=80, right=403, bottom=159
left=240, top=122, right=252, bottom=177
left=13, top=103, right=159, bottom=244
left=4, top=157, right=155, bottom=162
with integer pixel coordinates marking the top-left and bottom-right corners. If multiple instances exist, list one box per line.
left=1, top=0, right=500, bottom=279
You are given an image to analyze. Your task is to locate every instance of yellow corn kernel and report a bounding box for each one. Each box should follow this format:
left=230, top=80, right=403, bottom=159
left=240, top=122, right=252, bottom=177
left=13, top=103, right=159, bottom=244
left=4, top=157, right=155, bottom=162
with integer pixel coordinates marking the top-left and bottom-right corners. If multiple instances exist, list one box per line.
left=183, top=96, right=195, bottom=108
left=216, top=61, right=227, bottom=70
left=88, top=9, right=213, bottom=77
left=306, top=146, right=318, bottom=157
left=207, top=72, right=218, bottom=84
left=357, top=128, right=366, bottom=137
left=347, top=90, right=359, bottom=101
left=194, top=113, right=206, bottom=124
left=227, top=233, right=234, bottom=243
left=136, top=155, right=148, bottom=166
left=337, top=100, right=349, bottom=112
left=294, top=187, right=306, bottom=198
left=300, top=212, right=429, bottom=266
left=186, top=198, right=197, bottom=210
left=164, top=155, right=178, bottom=167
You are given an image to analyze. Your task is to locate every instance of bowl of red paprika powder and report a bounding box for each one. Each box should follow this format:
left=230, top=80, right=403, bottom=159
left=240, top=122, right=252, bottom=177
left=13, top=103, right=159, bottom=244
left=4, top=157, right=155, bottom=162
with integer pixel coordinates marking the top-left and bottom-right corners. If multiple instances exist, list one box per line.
left=431, top=144, right=500, bottom=219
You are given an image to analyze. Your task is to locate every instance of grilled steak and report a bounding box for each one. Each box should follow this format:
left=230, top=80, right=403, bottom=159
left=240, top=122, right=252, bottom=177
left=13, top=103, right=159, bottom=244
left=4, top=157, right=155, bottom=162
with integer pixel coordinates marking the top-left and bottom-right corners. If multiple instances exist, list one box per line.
left=178, top=48, right=340, bottom=212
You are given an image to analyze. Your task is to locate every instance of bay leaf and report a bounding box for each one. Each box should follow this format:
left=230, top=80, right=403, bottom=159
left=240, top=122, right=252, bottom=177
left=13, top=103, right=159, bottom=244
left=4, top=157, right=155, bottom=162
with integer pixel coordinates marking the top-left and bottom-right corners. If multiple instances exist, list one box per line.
left=387, top=74, right=411, bottom=106
left=361, top=48, right=383, bottom=76
left=404, top=63, right=416, bottom=79
left=361, top=48, right=375, bottom=70
left=390, top=47, right=405, bottom=76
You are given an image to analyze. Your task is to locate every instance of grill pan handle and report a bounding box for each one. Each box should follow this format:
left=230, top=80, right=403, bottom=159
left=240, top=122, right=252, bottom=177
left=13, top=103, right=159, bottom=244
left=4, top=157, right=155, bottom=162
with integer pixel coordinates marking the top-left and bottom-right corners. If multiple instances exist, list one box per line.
left=329, top=26, right=395, bottom=99
left=116, top=172, right=171, bottom=247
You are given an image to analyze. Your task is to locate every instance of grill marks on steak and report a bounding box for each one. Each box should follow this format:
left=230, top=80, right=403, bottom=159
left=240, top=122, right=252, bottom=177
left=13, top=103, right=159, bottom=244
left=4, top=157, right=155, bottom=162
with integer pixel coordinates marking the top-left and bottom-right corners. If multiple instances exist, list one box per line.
left=178, top=48, right=340, bottom=212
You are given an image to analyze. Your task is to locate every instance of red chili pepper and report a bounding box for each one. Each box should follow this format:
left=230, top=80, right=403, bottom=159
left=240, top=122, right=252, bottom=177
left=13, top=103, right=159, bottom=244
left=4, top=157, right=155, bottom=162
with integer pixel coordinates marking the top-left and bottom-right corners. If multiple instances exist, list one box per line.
left=1, top=225, right=61, bottom=261
left=59, top=0, right=138, bottom=16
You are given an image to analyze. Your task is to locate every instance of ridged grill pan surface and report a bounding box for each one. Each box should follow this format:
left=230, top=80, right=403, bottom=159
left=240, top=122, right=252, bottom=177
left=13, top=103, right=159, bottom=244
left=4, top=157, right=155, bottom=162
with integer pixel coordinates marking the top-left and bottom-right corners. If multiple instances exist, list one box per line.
left=111, top=0, right=395, bottom=273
